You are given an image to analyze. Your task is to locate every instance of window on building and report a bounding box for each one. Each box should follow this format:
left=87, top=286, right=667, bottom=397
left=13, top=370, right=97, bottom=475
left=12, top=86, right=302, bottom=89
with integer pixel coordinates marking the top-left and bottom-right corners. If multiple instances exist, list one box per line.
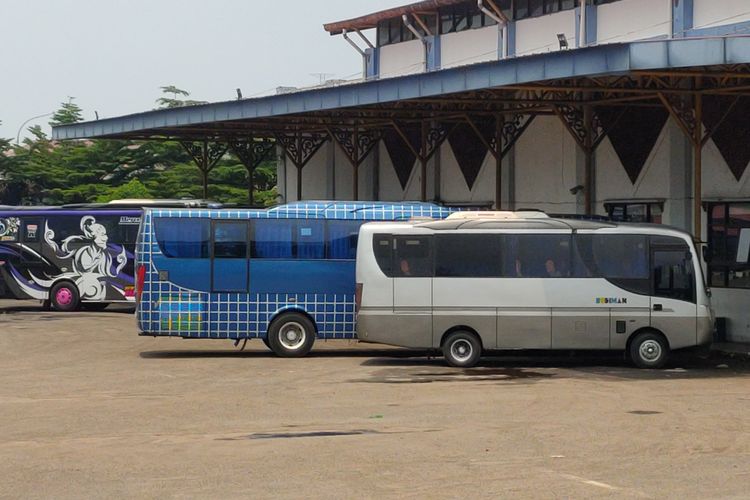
left=439, top=4, right=498, bottom=35
left=605, top=202, right=664, bottom=224
left=515, top=0, right=578, bottom=21
left=707, top=202, right=750, bottom=289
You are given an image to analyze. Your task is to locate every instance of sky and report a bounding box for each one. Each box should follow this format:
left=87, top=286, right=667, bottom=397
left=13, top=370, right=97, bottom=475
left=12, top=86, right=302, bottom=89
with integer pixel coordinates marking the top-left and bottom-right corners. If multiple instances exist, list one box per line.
left=0, top=0, right=406, bottom=141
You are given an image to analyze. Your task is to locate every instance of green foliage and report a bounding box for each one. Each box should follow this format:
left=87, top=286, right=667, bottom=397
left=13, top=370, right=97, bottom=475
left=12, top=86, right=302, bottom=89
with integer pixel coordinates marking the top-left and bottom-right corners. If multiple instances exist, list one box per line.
left=49, top=98, right=84, bottom=126
left=155, top=85, right=208, bottom=109
left=0, top=96, right=278, bottom=207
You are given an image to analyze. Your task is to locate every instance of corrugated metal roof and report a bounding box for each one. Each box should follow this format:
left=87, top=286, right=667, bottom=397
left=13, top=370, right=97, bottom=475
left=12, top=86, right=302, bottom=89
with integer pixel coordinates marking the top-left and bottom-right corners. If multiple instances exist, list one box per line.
left=51, top=36, right=750, bottom=141
left=324, top=0, right=469, bottom=35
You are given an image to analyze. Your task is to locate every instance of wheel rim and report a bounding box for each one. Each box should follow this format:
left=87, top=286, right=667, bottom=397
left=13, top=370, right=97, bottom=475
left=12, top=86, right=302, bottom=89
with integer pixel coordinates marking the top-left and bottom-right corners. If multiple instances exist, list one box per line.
left=450, top=339, right=473, bottom=363
left=55, top=288, right=73, bottom=306
left=278, top=322, right=307, bottom=350
left=639, top=340, right=662, bottom=362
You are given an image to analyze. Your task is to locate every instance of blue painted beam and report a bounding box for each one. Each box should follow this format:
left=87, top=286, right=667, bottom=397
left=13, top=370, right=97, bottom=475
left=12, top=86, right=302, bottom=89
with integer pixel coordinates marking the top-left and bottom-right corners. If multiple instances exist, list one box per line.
left=673, top=0, right=694, bottom=38
left=52, top=36, right=750, bottom=140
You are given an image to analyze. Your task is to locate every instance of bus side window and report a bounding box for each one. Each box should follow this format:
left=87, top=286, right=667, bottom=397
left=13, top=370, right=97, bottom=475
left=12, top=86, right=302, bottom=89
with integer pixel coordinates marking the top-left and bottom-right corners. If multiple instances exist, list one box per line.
left=22, top=219, right=42, bottom=243
left=373, top=234, right=393, bottom=276
left=394, top=236, right=432, bottom=277
left=252, top=219, right=293, bottom=259
left=154, top=218, right=210, bottom=259
left=328, top=220, right=362, bottom=260
left=297, top=220, right=325, bottom=259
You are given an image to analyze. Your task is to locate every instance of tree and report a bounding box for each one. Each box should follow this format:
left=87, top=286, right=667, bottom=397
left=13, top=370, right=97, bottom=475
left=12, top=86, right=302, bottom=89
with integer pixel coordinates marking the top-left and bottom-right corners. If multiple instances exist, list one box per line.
left=155, top=86, right=208, bottom=109
left=49, top=98, right=84, bottom=126
left=96, top=178, right=153, bottom=202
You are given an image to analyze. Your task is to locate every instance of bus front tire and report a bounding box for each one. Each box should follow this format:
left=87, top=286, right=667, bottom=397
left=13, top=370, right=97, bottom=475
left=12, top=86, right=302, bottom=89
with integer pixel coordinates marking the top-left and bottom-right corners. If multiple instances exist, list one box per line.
left=442, top=331, right=482, bottom=368
left=267, top=313, right=316, bottom=358
left=629, top=331, right=669, bottom=369
left=49, top=282, right=80, bottom=312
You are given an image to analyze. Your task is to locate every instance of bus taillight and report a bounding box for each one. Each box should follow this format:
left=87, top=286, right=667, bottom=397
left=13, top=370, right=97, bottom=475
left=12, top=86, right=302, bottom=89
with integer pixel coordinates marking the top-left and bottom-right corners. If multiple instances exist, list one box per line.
left=355, top=283, right=363, bottom=314
left=135, top=265, right=146, bottom=303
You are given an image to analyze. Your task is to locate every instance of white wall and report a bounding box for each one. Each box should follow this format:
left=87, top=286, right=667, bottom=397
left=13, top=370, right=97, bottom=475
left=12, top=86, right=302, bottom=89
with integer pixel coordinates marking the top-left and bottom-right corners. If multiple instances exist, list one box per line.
left=513, top=116, right=578, bottom=214
left=702, top=140, right=750, bottom=200
left=594, top=124, right=671, bottom=214
left=712, top=288, right=750, bottom=342
left=597, top=0, right=670, bottom=44
left=379, top=39, right=424, bottom=78
left=439, top=143, right=494, bottom=203
left=377, top=142, right=426, bottom=201
left=694, top=0, right=750, bottom=30
left=515, top=9, right=577, bottom=57
left=441, top=25, right=499, bottom=69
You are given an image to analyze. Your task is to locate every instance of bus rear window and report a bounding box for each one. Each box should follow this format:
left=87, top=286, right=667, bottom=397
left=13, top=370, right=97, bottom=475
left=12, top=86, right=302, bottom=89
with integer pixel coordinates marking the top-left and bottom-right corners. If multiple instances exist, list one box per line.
left=154, top=218, right=210, bottom=259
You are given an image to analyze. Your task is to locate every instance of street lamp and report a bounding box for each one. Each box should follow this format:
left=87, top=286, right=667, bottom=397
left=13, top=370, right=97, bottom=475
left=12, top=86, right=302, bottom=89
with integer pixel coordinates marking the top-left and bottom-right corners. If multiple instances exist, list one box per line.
left=16, top=112, right=54, bottom=145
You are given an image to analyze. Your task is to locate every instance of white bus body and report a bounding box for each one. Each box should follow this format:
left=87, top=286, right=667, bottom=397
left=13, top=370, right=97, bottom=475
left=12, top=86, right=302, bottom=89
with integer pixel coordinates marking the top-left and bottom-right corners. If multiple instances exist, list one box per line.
left=355, top=215, right=714, bottom=368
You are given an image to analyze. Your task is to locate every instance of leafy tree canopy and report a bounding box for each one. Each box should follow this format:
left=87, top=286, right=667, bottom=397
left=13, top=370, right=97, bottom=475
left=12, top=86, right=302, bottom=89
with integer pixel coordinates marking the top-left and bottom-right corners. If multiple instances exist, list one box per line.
left=49, top=98, right=84, bottom=126
left=156, top=85, right=208, bottom=109
left=0, top=93, right=278, bottom=207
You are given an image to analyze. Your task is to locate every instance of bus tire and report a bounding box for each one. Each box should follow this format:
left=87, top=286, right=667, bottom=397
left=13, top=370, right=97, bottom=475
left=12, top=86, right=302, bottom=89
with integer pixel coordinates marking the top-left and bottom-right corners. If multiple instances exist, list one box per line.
left=267, top=312, right=316, bottom=358
left=50, top=282, right=80, bottom=312
left=442, top=331, right=482, bottom=368
left=629, top=331, right=669, bottom=369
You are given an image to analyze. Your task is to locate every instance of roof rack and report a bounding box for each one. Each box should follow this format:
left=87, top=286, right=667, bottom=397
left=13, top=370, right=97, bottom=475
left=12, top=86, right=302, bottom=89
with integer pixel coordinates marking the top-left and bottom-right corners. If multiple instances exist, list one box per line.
left=447, top=211, right=550, bottom=220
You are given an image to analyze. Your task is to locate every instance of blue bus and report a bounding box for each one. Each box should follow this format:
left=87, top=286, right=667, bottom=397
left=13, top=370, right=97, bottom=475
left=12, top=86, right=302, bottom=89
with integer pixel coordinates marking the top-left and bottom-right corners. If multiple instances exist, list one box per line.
left=135, top=201, right=454, bottom=356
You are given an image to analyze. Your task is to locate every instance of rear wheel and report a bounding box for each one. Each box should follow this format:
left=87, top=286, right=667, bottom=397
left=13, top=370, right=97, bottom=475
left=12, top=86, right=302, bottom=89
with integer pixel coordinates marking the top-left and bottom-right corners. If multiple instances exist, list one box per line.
left=629, top=331, right=670, bottom=369
left=442, top=331, right=482, bottom=368
left=49, top=282, right=80, bottom=312
left=267, top=312, right=316, bottom=358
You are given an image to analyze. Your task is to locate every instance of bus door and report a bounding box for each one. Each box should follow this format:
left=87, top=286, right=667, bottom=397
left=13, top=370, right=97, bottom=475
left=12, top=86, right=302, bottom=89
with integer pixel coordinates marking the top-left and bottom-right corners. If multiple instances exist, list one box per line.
left=20, top=217, right=45, bottom=268
left=212, top=221, right=250, bottom=293
left=650, top=237, right=698, bottom=349
left=392, top=235, right=433, bottom=347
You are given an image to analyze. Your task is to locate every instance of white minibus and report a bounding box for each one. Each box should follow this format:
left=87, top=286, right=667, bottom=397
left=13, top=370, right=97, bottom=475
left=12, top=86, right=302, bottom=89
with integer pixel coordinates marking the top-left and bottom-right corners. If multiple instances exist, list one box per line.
left=355, top=212, right=714, bottom=368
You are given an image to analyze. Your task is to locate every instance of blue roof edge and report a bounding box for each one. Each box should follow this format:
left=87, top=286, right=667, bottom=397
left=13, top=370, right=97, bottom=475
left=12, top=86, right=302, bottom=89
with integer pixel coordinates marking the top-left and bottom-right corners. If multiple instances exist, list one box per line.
left=52, top=36, right=750, bottom=141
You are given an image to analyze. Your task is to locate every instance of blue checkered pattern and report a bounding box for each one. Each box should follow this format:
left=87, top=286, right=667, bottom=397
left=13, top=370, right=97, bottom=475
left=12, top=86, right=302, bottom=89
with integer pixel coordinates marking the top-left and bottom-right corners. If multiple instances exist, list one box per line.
left=137, top=201, right=452, bottom=340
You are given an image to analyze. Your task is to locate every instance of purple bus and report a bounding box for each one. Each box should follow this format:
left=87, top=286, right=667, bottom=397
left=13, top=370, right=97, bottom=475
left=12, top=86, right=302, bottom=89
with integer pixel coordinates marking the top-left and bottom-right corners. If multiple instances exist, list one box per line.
left=0, top=200, right=219, bottom=311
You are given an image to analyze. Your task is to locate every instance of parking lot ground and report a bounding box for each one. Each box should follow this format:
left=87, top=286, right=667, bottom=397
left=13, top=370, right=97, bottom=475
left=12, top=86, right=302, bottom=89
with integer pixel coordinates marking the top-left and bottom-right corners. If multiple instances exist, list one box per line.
left=2, top=300, right=750, bottom=499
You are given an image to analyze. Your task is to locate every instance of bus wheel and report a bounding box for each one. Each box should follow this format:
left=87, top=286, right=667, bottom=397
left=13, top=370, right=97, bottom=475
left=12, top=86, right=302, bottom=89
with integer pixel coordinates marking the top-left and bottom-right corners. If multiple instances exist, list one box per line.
left=267, top=313, right=316, bottom=358
left=50, top=282, right=80, bottom=312
left=442, top=331, right=481, bottom=368
left=629, top=331, right=669, bottom=369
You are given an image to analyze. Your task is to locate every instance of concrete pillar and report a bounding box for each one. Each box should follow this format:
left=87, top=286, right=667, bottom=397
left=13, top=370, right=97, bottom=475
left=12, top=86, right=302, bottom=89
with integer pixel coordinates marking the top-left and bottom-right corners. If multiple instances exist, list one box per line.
left=325, top=141, right=335, bottom=200
left=502, top=147, right=516, bottom=211
left=433, top=144, right=442, bottom=202
left=666, top=118, right=693, bottom=232
left=575, top=146, right=591, bottom=214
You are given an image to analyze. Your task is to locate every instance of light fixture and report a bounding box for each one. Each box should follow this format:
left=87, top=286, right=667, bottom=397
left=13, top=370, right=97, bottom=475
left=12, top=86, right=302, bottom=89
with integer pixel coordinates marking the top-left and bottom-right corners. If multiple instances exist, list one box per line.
left=557, top=33, right=569, bottom=50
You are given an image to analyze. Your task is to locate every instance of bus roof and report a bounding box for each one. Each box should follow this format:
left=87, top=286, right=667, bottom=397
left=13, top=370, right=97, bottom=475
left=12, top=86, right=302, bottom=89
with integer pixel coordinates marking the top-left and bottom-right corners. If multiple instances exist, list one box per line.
left=360, top=216, right=696, bottom=240
left=145, top=200, right=454, bottom=221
